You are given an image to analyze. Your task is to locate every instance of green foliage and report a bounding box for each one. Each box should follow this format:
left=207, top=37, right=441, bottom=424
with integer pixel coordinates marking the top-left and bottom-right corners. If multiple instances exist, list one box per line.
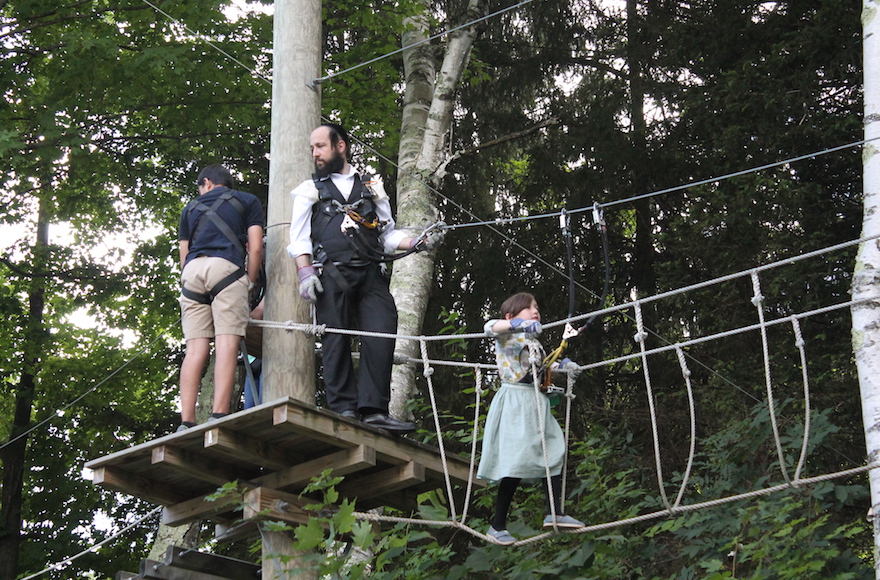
left=0, top=0, right=872, bottom=577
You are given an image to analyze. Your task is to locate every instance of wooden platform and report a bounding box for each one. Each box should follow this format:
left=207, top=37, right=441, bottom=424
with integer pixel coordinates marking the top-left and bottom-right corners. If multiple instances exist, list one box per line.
left=85, top=397, right=483, bottom=528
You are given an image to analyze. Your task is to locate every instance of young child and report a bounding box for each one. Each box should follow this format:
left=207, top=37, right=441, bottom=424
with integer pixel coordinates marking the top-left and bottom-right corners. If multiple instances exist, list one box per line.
left=478, top=292, right=584, bottom=545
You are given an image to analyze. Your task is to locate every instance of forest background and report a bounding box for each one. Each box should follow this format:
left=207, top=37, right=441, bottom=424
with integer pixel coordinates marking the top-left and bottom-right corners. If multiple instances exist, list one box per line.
left=0, top=0, right=871, bottom=578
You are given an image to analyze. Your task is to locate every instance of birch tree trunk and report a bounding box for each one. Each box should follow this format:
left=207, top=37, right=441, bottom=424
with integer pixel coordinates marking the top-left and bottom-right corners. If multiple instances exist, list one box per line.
left=854, top=1, right=880, bottom=576
left=389, top=0, right=485, bottom=419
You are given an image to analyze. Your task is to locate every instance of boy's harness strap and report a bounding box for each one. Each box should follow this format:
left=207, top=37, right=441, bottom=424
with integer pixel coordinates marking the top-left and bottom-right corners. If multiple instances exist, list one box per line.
left=186, top=189, right=248, bottom=263
left=181, top=266, right=246, bottom=305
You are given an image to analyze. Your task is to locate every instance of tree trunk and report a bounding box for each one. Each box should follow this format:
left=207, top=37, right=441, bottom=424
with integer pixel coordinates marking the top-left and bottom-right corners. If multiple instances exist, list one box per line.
left=389, top=0, right=485, bottom=418
left=0, top=198, right=48, bottom=580
left=854, top=2, right=880, bottom=576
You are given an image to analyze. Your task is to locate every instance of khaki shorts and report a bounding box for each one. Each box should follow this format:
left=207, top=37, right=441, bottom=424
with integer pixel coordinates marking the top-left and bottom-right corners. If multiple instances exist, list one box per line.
left=179, top=256, right=249, bottom=340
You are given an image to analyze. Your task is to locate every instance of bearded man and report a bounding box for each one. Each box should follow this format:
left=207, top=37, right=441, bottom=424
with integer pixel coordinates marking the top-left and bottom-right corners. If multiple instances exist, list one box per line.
left=286, top=123, right=442, bottom=432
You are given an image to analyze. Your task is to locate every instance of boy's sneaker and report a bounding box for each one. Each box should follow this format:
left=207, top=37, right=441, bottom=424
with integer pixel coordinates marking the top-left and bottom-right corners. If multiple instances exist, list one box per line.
left=543, top=514, right=585, bottom=528
left=487, top=526, right=517, bottom=545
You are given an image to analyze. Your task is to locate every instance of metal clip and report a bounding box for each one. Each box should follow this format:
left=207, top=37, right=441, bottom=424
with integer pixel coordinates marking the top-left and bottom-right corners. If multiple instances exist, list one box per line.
left=340, top=214, right=358, bottom=233
left=592, top=202, right=605, bottom=229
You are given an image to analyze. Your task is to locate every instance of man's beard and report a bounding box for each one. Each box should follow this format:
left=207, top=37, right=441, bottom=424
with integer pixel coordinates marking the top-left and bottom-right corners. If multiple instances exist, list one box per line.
left=314, top=150, right=345, bottom=178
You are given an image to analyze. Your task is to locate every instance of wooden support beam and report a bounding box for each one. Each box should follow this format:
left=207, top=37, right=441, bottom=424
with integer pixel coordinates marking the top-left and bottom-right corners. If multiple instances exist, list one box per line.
left=163, top=546, right=260, bottom=579
left=161, top=483, right=251, bottom=527
left=93, top=466, right=188, bottom=505
left=214, top=520, right=259, bottom=543
left=203, top=427, right=301, bottom=470
left=274, top=402, right=479, bottom=485
left=242, top=486, right=316, bottom=526
left=257, top=444, right=376, bottom=490
left=151, top=445, right=243, bottom=486
left=138, top=559, right=231, bottom=580
left=338, top=461, right=425, bottom=500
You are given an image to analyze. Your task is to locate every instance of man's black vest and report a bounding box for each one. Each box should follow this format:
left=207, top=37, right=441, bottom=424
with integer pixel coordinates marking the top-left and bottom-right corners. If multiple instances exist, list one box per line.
left=310, top=174, right=383, bottom=263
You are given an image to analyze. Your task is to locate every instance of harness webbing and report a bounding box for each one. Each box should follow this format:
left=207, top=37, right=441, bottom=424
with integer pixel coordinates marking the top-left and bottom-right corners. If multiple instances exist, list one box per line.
left=181, top=189, right=249, bottom=305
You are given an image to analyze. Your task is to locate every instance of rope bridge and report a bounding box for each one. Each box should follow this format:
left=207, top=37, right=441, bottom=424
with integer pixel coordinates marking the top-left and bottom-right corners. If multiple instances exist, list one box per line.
left=249, top=234, right=880, bottom=545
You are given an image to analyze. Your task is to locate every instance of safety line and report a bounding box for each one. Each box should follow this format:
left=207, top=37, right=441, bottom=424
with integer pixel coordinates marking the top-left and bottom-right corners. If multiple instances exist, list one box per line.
left=140, top=0, right=271, bottom=85
left=310, top=0, right=537, bottom=86
left=0, top=319, right=182, bottom=453
left=19, top=507, right=162, bottom=580
left=444, top=136, right=877, bottom=231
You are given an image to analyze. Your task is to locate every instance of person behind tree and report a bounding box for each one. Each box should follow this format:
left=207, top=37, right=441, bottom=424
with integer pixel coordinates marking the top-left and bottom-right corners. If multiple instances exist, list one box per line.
left=177, top=164, right=264, bottom=432
left=478, top=292, right=584, bottom=545
left=286, top=123, right=443, bottom=433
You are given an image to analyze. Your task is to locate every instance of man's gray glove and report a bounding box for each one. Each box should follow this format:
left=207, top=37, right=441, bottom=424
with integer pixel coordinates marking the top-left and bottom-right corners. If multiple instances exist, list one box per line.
left=410, top=223, right=446, bottom=252
left=298, top=265, right=323, bottom=303
left=421, top=228, right=446, bottom=251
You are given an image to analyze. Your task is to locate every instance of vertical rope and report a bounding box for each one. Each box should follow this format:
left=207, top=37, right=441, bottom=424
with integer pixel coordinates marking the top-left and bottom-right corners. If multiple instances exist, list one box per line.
left=791, top=318, right=812, bottom=483
left=750, top=271, right=791, bottom=484
left=633, top=299, right=671, bottom=511
left=560, top=368, right=575, bottom=506
left=460, top=367, right=484, bottom=522
left=421, top=338, right=458, bottom=520
left=673, top=346, right=697, bottom=509
left=528, top=341, right=558, bottom=528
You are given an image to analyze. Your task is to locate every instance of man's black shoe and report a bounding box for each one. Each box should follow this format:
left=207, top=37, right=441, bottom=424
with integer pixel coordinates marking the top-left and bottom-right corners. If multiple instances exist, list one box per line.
left=339, top=409, right=358, bottom=420
left=362, top=413, right=415, bottom=433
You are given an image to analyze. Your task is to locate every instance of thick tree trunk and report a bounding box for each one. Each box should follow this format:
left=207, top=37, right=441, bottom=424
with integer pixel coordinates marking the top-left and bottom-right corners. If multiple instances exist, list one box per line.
left=389, top=0, right=484, bottom=418
left=854, top=2, right=880, bottom=576
left=0, top=201, right=48, bottom=580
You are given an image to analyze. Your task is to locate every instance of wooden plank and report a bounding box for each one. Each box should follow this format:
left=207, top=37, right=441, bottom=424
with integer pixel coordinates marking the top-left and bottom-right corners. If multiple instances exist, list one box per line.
left=161, top=484, right=251, bottom=527
left=151, top=445, right=244, bottom=487
left=338, top=461, right=425, bottom=499
left=85, top=400, right=286, bottom=471
left=241, top=487, right=316, bottom=526
left=274, top=402, right=481, bottom=486
left=256, top=445, right=377, bottom=491
left=164, top=546, right=260, bottom=579
left=202, top=427, right=301, bottom=470
left=93, top=466, right=188, bottom=505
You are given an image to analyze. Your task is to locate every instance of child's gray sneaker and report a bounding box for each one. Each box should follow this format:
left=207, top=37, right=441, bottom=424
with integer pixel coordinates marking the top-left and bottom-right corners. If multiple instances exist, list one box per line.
left=487, top=526, right=516, bottom=545
left=543, top=514, right=584, bottom=528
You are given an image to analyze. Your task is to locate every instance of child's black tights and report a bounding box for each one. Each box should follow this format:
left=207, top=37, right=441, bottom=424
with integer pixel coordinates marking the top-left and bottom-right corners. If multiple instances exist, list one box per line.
left=491, top=475, right=564, bottom=530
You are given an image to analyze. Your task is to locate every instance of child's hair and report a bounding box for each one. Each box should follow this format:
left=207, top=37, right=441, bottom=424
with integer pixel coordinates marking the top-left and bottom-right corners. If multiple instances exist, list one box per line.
left=500, top=292, right=536, bottom=318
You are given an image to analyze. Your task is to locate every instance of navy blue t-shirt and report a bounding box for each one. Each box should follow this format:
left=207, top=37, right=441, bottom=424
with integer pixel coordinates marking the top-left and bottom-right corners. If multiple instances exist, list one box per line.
left=179, top=186, right=265, bottom=268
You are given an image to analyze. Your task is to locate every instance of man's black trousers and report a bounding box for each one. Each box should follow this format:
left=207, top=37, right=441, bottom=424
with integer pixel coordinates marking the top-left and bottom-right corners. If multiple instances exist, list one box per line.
left=315, top=263, right=397, bottom=414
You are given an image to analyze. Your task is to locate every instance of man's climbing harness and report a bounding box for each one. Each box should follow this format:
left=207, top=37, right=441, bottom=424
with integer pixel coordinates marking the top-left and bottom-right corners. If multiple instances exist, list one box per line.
left=311, top=173, right=447, bottom=265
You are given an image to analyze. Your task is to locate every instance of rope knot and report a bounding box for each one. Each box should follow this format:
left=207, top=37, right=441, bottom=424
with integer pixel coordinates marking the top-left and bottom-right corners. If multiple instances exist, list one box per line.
left=423, top=366, right=434, bottom=378
left=633, top=330, right=648, bottom=343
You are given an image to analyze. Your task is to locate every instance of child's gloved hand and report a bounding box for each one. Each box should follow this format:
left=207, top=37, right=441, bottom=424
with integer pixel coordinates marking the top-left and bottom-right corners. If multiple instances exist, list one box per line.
left=559, top=357, right=582, bottom=379
left=510, top=318, right=542, bottom=335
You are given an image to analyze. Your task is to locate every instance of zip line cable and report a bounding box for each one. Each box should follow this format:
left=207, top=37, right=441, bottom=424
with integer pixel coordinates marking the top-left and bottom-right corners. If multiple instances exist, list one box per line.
left=140, top=0, right=271, bottom=84
left=309, top=0, right=536, bottom=86
left=19, top=507, right=163, bottom=580
left=443, top=136, right=878, bottom=231
left=0, top=319, right=181, bottom=453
